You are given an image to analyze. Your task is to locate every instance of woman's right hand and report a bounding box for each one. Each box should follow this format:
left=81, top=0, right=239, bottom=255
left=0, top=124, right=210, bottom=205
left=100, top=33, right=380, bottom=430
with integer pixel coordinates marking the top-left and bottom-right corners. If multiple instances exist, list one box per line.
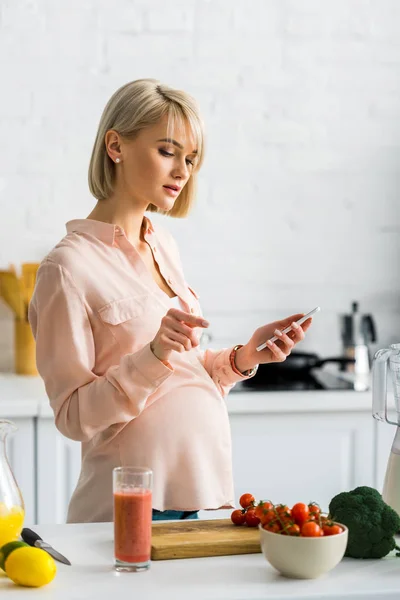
left=150, top=309, right=210, bottom=362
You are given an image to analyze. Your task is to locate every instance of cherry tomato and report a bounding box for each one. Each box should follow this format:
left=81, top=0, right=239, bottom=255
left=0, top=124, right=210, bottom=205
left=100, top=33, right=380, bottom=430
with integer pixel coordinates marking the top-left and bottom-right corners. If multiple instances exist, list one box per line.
left=275, top=504, right=291, bottom=519
left=301, top=521, right=323, bottom=537
left=231, top=509, right=246, bottom=526
left=245, top=508, right=261, bottom=527
left=239, top=493, right=255, bottom=509
left=263, top=521, right=281, bottom=533
left=259, top=508, right=276, bottom=526
left=308, top=502, right=321, bottom=518
left=282, top=523, right=300, bottom=536
left=278, top=515, right=293, bottom=530
left=291, top=503, right=310, bottom=526
left=254, top=501, right=273, bottom=521
left=323, top=524, right=343, bottom=536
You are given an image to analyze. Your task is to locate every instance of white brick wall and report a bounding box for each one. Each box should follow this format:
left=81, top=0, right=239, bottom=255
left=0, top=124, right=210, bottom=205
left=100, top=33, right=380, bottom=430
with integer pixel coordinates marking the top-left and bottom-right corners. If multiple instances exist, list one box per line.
left=1, top=0, right=400, bottom=371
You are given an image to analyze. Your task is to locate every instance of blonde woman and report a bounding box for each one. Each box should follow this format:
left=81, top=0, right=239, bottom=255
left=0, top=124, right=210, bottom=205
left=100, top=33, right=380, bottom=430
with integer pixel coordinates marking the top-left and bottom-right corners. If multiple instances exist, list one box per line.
left=29, top=79, right=313, bottom=523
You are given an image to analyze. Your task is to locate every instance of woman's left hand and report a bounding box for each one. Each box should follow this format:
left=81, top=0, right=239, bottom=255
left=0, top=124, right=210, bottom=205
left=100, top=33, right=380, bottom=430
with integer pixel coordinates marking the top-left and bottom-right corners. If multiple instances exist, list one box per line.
left=234, top=313, right=313, bottom=373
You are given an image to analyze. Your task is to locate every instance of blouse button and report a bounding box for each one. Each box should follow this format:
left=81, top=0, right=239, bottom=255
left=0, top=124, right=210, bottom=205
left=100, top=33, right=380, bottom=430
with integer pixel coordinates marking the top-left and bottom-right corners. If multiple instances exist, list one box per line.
left=167, top=277, right=173, bottom=284
left=191, top=308, right=195, bottom=314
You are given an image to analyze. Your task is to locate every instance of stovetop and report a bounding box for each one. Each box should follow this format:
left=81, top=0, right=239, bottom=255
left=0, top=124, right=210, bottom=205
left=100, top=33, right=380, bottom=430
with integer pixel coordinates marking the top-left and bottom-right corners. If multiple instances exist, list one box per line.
left=233, top=369, right=360, bottom=392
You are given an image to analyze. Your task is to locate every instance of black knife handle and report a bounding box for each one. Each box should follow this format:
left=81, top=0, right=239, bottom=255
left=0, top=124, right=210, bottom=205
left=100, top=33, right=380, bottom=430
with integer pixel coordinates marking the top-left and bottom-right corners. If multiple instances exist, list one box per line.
left=21, top=528, right=43, bottom=546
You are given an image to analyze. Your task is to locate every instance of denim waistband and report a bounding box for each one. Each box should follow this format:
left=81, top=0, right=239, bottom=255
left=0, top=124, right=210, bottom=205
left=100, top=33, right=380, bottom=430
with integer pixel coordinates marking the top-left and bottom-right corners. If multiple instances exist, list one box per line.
left=152, top=509, right=199, bottom=521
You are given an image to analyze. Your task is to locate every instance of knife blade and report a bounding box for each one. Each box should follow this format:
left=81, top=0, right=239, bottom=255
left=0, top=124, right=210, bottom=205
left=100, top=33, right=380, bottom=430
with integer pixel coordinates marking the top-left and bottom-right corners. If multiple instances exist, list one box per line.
left=21, top=528, right=71, bottom=566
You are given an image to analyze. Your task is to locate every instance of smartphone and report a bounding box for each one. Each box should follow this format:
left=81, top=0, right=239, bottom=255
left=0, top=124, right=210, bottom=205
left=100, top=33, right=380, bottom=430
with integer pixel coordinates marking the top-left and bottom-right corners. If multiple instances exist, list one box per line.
left=256, top=306, right=321, bottom=352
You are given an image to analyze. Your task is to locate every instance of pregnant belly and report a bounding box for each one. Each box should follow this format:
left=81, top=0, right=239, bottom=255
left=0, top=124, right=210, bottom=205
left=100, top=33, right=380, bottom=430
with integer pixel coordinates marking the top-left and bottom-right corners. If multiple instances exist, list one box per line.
left=118, top=383, right=232, bottom=469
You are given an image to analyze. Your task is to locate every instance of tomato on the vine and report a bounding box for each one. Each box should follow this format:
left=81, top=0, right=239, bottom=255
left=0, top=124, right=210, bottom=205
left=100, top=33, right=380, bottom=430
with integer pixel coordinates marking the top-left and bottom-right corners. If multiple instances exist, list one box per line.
left=254, top=501, right=273, bottom=521
left=239, top=493, right=255, bottom=509
left=263, top=521, right=281, bottom=533
left=275, top=504, right=291, bottom=518
left=291, top=503, right=310, bottom=526
left=323, top=524, right=343, bottom=536
left=233, top=496, right=336, bottom=537
left=301, top=521, right=323, bottom=537
left=277, top=515, right=292, bottom=527
left=282, top=523, right=300, bottom=536
left=245, top=508, right=261, bottom=527
left=231, top=509, right=246, bottom=526
left=259, top=508, right=276, bottom=526
left=308, top=502, right=321, bottom=518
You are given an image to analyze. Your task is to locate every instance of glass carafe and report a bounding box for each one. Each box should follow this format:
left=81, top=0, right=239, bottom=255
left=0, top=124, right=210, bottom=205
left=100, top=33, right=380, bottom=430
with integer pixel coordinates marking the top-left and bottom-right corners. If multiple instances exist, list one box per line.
left=372, top=343, right=400, bottom=424
left=372, top=344, right=400, bottom=517
left=0, top=420, right=25, bottom=547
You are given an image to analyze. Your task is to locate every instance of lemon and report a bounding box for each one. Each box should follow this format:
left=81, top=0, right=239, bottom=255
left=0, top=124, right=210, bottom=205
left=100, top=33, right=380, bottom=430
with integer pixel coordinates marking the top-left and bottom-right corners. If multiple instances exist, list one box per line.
left=5, top=546, right=56, bottom=587
left=0, top=541, right=29, bottom=571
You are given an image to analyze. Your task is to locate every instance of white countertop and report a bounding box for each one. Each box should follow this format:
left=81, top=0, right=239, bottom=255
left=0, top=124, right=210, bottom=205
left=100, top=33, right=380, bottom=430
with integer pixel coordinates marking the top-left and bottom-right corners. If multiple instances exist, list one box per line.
left=0, top=522, right=399, bottom=599
left=0, top=373, right=374, bottom=419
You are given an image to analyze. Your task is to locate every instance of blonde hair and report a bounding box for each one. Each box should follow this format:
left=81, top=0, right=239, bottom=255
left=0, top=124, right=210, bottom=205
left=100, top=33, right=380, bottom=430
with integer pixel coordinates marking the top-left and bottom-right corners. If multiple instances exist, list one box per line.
left=88, top=79, right=205, bottom=218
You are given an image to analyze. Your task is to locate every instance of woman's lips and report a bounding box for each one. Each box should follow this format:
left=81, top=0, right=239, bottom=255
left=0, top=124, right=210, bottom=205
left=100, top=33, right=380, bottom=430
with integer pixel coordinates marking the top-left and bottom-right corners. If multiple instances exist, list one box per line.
left=163, top=186, right=180, bottom=197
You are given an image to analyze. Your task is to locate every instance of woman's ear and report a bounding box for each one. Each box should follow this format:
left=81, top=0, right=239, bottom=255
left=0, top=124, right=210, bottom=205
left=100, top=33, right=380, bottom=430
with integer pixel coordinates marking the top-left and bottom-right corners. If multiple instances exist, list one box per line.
left=105, top=130, right=122, bottom=163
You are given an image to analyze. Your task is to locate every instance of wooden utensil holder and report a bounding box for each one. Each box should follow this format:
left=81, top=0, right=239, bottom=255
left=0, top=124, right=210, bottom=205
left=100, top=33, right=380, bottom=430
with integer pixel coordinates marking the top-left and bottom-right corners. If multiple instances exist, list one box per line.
left=15, top=319, right=38, bottom=376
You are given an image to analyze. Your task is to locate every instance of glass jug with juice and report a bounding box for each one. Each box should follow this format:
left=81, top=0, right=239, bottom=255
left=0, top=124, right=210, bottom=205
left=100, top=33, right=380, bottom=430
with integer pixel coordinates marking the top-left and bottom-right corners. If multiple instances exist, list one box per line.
left=0, top=420, right=25, bottom=547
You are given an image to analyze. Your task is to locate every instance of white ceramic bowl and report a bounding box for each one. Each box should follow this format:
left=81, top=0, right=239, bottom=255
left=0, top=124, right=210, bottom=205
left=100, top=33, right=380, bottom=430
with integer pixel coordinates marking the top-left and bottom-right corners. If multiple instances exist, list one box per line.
left=259, top=522, right=348, bottom=579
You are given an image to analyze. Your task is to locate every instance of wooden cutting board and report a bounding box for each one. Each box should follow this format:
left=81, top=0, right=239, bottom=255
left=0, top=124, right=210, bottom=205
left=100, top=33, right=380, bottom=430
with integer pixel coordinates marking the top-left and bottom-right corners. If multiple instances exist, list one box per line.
left=151, top=518, right=261, bottom=560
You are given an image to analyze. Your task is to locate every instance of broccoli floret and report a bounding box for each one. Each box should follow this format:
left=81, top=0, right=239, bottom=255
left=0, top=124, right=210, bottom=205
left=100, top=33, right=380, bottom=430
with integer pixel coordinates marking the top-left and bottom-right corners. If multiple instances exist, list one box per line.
left=382, top=505, right=400, bottom=532
left=370, top=538, right=396, bottom=559
left=352, top=486, right=382, bottom=499
left=328, top=486, right=400, bottom=559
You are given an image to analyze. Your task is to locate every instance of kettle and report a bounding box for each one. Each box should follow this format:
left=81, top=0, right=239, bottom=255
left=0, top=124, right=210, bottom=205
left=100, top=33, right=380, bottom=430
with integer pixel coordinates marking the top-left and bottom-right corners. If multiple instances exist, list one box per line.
left=340, top=302, right=377, bottom=389
left=372, top=344, right=400, bottom=517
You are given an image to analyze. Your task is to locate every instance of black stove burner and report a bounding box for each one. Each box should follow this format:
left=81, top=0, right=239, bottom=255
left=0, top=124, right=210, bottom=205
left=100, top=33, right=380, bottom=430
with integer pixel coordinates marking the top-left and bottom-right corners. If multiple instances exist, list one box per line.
left=233, top=369, right=357, bottom=392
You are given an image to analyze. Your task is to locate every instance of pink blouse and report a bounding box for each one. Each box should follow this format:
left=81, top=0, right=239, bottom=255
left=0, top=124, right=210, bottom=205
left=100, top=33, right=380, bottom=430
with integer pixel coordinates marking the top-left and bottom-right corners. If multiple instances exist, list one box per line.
left=28, top=217, right=253, bottom=523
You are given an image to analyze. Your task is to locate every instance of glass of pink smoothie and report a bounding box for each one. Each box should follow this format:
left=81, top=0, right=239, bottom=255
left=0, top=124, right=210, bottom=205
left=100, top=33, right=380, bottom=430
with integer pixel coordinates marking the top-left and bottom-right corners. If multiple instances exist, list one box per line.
left=113, top=466, right=153, bottom=572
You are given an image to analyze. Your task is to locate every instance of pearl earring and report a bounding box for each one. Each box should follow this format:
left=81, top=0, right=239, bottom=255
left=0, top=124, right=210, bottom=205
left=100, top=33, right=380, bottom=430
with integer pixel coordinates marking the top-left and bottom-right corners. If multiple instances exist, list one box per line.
left=115, top=158, right=121, bottom=163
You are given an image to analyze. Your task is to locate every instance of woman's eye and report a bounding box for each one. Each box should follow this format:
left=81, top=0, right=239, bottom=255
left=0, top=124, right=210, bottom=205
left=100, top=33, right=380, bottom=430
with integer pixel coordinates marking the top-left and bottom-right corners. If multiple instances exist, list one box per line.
left=159, top=149, right=174, bottom=157
left=159, top=148, right=195, bottom=167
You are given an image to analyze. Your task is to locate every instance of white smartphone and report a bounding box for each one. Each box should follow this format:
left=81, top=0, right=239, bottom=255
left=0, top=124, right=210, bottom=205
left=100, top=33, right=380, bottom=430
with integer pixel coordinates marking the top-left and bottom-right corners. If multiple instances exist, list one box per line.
left=256, top=306, right=321, bottom=352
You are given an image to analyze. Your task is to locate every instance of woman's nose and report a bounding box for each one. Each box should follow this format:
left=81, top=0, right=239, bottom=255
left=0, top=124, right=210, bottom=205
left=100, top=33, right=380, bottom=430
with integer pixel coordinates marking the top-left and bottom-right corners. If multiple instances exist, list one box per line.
left=172, top=161, right=188, bottom=179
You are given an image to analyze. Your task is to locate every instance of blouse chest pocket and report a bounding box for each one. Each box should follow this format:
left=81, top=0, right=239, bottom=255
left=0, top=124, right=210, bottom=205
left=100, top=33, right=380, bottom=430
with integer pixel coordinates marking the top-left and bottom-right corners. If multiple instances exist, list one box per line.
left=98, top=295, right=152, bottom=351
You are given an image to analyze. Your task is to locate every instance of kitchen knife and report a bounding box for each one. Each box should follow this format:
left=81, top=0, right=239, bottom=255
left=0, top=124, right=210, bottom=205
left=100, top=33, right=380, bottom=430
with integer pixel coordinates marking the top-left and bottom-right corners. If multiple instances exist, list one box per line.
left=21, top=528, right=71, bottom=566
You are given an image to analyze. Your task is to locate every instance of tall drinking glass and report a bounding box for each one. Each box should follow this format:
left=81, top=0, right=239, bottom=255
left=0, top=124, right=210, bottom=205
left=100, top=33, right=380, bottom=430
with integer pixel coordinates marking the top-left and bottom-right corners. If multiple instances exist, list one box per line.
left=113, top=466, right=153, bottom=572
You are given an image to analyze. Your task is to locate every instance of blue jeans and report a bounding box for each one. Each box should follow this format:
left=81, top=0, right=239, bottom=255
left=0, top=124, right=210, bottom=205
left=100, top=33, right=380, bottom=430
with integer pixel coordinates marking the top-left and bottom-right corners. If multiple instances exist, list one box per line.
left=152, top=509, right=199, bottom=521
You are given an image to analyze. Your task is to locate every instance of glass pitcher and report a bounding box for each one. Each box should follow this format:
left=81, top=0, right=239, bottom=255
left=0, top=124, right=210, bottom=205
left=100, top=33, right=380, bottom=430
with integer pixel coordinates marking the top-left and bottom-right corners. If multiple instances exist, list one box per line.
left=0, top=420, right=25, bottom=547
left=372, top=343, right=400, bottom=424
left=372, top=344, right=400, bottom=517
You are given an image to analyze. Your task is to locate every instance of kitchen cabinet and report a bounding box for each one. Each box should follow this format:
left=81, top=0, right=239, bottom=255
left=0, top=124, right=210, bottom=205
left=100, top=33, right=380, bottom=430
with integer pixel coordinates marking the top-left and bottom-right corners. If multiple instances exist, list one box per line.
left=229, top=403, right=375, bottom=512
left=36, top=417, right=81, bottom=524
left=230, top=411, right=374, bottom=511
left=5, top=417, right=36, bottom=524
